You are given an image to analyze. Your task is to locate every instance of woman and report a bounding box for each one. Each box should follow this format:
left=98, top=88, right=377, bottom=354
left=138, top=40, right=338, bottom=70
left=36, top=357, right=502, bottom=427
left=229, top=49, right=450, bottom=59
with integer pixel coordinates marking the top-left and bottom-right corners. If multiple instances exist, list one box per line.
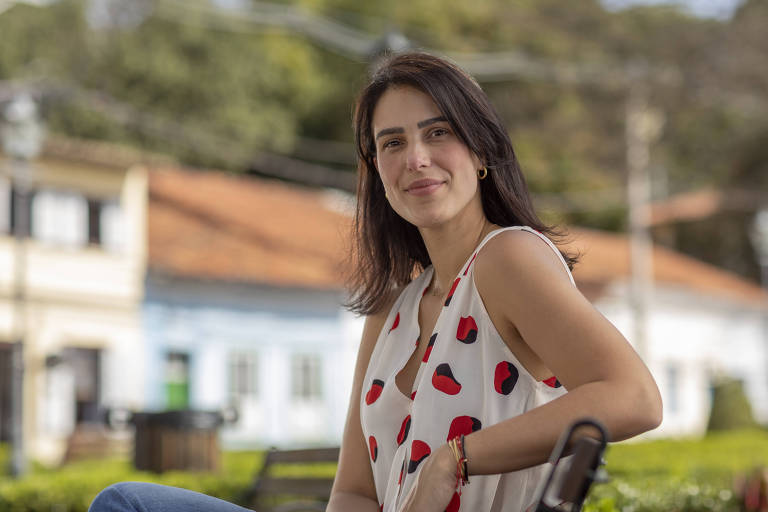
left=327, top=51, right=661, bottom=512
left=89, top=51, right=661, bottom=512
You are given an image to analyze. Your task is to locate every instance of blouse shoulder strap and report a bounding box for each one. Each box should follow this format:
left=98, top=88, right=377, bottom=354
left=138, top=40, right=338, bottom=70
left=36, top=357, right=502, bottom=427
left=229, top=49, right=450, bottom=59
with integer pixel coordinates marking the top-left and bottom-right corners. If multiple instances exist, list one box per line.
left=474, top=226, right=576, bottom=286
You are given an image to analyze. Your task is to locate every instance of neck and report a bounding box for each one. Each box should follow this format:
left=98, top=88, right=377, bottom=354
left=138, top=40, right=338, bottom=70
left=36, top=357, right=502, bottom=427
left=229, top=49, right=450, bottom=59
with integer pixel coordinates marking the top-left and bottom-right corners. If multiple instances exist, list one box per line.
left=419, top=215, right=497, bottom=297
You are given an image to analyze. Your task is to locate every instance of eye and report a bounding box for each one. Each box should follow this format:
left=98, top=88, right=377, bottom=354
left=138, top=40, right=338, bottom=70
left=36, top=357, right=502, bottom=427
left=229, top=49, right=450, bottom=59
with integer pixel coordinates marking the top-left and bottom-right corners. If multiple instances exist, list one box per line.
left=381, top=138, right=403, bottom=150
left=430, top=127, right=450, bottom=138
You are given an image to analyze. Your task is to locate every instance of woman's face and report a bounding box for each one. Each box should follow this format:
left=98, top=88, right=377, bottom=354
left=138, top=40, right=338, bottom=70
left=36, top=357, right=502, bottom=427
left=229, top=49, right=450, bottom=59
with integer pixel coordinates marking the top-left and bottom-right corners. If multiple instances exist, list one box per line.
left=371, top=86, right=484, bottom=230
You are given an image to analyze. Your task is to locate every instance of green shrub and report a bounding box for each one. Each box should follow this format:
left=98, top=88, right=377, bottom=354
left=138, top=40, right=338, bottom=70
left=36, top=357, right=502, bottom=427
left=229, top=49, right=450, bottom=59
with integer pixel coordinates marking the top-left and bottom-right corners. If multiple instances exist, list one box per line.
left=0, top=451, right=263, bottom=512
left=583, top=429, right=768, bottom=512
left=1, top=430, right=766, bottom=511
left=707, top=378, right=759, bottom=432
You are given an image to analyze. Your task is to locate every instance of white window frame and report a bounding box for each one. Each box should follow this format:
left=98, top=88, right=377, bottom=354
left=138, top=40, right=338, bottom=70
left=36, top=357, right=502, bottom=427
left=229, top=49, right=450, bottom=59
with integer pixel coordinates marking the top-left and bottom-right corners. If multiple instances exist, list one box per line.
left=291, top=353, right=323, bottom=401
left=31, top=188, right=88, bottom=248
left=228, top=351, right=258, bottom=402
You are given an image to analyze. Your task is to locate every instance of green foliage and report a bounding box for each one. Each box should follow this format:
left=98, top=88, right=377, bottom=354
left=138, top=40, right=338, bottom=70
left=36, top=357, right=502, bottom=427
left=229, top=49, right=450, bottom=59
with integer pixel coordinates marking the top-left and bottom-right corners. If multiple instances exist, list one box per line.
left=707, top=379, right=759, bottom=432
left=0, top=450, right=263, bottom=512
left=583, top=429, right=768, bottom=512
left=1, top=431, right=767, bottom=511
left=1, top=0, right=767, bottom=274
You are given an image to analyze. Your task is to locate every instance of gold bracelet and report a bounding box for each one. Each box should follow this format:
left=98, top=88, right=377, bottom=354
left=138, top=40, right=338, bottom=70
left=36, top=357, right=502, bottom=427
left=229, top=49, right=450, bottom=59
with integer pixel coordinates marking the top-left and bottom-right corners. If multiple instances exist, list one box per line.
left=448, top=436, right=469, bottom=487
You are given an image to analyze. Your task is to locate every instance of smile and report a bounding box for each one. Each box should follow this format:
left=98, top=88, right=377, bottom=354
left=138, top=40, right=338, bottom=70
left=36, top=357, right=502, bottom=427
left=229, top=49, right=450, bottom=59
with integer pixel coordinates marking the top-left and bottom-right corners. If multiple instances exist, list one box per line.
left=405, top=179, right=444, bottom=196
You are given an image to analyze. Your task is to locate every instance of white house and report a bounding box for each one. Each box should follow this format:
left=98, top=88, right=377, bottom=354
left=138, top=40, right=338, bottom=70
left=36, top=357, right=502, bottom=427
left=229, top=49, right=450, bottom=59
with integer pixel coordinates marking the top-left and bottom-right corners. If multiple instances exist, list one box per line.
left=565, top=228, right=768, bottom=437
left=143, top=167, right=363, bottom=448
left=5, top=133, right=762, bottom=466
left=0, top=136, right=155, bottom=465
left=142, top=168, right=767, bottom=447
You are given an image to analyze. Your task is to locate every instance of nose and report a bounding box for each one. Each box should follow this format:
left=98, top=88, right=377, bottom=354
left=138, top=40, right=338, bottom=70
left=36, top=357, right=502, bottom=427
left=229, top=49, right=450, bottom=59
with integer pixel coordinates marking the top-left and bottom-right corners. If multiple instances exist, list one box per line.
left=405, top=141, right=430, bottom=171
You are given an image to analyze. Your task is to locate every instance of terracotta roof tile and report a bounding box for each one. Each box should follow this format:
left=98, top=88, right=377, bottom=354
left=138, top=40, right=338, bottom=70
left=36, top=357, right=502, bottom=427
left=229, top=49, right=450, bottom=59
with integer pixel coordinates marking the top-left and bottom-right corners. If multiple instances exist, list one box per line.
left=565, top=228, right=767, bottom=306
left=148, top=167, right=352, bottom=289
left=146, top=167, right=767, bottom=305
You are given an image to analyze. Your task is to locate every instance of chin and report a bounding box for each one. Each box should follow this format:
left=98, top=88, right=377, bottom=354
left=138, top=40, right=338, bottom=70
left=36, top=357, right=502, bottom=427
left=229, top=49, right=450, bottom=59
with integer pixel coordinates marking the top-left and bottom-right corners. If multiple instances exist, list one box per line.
left=409, top=215, right=450, bottom=230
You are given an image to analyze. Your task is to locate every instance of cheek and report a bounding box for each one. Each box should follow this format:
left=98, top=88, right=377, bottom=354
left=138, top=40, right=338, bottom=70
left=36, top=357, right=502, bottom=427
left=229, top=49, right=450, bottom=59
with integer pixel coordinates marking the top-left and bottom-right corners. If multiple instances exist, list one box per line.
left=376, top=159, right=400, bottom=188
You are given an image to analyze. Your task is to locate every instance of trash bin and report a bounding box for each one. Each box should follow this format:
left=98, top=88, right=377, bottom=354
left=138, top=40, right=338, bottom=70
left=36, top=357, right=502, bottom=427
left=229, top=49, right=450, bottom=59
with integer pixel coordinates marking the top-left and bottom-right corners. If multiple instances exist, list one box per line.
left=131, top=410, right=224, bottom=473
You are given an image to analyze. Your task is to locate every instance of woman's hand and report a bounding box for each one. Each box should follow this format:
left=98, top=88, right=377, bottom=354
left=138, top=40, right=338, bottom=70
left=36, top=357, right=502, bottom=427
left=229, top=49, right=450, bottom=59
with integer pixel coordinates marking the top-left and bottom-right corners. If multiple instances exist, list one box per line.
left=398, top=444, right=458, bottom=512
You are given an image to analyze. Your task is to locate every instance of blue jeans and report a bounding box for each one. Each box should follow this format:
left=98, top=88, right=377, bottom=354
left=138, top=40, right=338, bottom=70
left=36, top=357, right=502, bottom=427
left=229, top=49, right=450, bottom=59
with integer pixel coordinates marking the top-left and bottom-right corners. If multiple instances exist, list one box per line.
left=89, top=482, right=253, bottom=512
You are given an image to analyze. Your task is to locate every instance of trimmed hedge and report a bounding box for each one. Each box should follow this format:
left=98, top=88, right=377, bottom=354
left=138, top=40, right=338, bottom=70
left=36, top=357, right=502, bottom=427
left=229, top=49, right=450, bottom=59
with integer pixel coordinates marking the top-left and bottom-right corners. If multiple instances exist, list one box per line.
left=0, top=429, right=766, bottom=511
left=0, top=451, right=263, bottom=512
left=583, top=429, right=768, bottom=512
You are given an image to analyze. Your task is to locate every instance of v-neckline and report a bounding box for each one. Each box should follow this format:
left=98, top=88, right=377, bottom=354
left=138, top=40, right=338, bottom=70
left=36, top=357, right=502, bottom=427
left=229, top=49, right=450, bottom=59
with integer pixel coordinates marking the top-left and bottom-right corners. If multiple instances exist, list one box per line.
left=393, top=267, right=436, bottom=402
left=390, top=227, right=515, bottom=402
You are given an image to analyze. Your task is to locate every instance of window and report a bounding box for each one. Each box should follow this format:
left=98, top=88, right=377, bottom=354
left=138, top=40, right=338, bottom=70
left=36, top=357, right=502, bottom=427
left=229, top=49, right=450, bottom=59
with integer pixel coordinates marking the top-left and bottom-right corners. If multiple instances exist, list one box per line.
left=291, top=354, right=322, bottom=400
left=0, top=177, right=9, bottom=234
left=228, top=352, right=258, bottom=401
left=31, top=189, right=87, bottom=247
left=64, top=347, right=102, bottom=424
left=7, top=185, right=34, bottom=238
left=165, top=352, right=190, bottom=410
left=99, top=199, right=125, bottom=252
left=87, top=199, right=101, bottom=245
left=666, top=363, right=679, bottom=415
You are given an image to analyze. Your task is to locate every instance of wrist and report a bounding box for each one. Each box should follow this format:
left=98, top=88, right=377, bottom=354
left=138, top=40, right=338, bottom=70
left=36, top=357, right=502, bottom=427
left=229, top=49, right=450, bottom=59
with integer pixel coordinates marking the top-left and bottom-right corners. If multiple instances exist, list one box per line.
left=436, top=443, right=457, bottom=478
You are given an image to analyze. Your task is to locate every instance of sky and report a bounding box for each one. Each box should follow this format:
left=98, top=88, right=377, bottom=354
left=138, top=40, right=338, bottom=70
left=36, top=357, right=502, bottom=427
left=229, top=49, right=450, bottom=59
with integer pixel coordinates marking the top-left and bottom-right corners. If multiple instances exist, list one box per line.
left=600, top=0, right=744, bottom=19
left=204, top=0, right=746, bottom=20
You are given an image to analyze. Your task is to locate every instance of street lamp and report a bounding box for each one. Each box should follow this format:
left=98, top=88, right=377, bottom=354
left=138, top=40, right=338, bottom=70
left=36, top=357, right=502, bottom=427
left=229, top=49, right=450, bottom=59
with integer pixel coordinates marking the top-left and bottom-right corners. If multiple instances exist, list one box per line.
left=750, top=208, right=768, bottom=396
left=1, top=92, right=45, bottom=477
left=752, top=208, right=768, bottom=274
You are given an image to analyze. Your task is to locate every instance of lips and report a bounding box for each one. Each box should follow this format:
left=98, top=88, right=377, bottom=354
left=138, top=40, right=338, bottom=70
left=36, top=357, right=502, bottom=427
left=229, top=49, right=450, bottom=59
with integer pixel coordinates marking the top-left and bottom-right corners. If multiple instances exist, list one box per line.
left=405, top=178, right=444, bottom=195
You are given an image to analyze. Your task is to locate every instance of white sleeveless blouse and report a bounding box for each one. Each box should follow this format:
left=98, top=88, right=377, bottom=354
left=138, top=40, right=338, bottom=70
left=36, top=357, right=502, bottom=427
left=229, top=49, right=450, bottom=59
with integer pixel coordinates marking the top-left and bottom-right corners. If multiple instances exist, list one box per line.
left=359, top=227, right=576, bottom=512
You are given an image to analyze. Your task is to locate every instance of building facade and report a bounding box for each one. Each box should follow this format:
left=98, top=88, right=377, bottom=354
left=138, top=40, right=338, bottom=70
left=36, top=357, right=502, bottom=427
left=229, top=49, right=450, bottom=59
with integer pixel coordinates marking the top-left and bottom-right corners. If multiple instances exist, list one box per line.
left=143, top=167, right=362, bottom=448
left=2, top=140, right=765, bottom=462
left=0, top=138, right=150, bottom=464
left=567, top=228, right=768, bottom=437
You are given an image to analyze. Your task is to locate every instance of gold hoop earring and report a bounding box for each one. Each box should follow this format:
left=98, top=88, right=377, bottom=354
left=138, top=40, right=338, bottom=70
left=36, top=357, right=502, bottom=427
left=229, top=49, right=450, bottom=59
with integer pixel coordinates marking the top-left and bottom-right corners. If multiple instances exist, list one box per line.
left=478, top=167, right=488, bottom=180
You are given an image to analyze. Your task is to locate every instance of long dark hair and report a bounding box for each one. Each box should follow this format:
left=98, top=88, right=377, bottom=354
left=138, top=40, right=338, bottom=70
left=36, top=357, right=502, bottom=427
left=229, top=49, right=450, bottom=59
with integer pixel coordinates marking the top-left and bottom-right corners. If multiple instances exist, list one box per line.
left=346, top=51, right=576, bottom=315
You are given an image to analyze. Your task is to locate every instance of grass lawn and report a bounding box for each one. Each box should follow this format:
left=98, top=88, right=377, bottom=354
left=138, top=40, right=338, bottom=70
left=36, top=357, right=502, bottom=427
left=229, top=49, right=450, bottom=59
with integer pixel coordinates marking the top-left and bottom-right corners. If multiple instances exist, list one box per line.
left=0, top=429, right=766, bottom=511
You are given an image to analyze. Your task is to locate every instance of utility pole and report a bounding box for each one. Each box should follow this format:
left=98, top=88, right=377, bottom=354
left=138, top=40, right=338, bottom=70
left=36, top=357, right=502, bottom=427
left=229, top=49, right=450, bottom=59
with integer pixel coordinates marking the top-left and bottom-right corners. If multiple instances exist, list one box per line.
left=2, top=93, right=45, bottom=477
left=625, top=67, right=664, bottom=361
left=750, top=209, right=768, bottom=397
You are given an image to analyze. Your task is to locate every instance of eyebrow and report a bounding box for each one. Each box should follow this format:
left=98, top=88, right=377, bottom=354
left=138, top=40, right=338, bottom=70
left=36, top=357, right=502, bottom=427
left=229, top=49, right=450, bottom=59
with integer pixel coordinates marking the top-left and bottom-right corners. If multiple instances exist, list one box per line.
left=374, top=116, right=448, bottom=140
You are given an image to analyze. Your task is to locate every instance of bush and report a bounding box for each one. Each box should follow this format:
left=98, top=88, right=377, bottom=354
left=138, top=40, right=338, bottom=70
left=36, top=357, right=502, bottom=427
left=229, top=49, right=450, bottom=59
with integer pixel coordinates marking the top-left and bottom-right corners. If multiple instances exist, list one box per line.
left=707, top=378, right=759, bottom=432
left=583, top=429, right=768, bottom=512
left=1, top=430, right=766, bottom=511
left=0, top=451, right=263, bottom=512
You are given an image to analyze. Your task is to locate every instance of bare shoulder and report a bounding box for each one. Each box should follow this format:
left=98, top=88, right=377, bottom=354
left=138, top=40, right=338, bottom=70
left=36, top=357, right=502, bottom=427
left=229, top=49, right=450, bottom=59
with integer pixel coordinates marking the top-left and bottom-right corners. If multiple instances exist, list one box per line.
left=474, top=228, right=572, bottom=288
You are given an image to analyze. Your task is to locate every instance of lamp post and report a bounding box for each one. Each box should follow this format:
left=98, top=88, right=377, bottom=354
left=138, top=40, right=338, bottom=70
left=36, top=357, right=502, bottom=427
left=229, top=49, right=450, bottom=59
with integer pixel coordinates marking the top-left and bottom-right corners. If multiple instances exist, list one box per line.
left=1, top=93, right=44, bottom=477
left=625, top=69, right=664, bottom=362
left=751, top=208, right=768, bottom=395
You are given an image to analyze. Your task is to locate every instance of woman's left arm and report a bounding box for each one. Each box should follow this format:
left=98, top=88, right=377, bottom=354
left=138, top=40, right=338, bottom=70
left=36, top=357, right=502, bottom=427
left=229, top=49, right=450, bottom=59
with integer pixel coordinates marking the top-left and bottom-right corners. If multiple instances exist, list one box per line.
left=398, top=231, right=662, bottom=511
left=464, top=230, right=663, bottom=476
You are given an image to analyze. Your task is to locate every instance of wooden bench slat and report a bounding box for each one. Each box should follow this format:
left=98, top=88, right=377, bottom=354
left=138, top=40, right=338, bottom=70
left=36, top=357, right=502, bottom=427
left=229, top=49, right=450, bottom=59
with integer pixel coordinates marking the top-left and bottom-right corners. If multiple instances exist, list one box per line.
left=255, top=477, right=337, bottom=497
left=265, top=448, right=340, bottom=464
left=246, top=447, right=340, bottom=511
